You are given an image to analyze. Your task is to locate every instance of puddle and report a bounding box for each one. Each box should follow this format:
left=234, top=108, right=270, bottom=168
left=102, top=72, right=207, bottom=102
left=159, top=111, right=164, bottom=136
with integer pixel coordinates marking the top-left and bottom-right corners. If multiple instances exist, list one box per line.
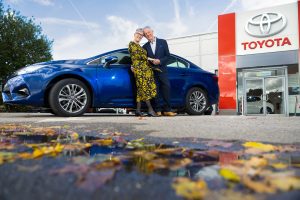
left=0, top=124, right=300, bottom=199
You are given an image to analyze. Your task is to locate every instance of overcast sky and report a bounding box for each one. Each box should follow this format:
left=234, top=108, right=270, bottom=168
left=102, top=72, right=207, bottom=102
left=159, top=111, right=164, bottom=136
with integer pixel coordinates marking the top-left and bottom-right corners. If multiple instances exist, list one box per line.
left=3, top=0, right=297, bottom=60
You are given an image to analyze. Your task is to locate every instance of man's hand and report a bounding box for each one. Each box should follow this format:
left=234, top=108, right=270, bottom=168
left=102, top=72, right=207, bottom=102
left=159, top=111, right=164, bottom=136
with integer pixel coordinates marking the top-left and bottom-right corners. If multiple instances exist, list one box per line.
left=152, top=59, right=160, bottom=65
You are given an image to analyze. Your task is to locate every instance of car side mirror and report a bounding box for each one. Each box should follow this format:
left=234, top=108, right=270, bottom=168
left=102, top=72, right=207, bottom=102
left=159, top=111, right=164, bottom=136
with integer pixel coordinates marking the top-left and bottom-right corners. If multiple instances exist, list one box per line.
left=103, top=56, right=118, bottom=68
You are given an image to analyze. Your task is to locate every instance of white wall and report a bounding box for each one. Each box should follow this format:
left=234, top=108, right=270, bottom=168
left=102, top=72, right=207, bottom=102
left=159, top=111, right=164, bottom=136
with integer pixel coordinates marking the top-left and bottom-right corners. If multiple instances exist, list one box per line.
left=167, top=32, right=218, bottom=73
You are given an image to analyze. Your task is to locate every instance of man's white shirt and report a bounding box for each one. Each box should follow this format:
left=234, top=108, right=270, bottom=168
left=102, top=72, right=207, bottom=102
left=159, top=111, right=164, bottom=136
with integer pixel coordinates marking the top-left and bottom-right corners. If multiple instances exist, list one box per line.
left=150, top=37, right=157, bottom=55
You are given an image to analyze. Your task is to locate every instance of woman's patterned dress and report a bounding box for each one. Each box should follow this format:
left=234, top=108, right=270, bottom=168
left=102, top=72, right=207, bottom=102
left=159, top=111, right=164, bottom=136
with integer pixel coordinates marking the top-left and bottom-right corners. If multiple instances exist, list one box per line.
left=128, top=41, right=157, bottom=102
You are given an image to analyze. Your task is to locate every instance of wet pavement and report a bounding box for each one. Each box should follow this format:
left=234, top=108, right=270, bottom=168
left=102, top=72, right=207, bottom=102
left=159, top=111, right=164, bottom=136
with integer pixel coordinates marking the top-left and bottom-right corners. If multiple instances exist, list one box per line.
left=0, top=124, right=300, bottom=200
left=0, top=113, right=299, bottom=143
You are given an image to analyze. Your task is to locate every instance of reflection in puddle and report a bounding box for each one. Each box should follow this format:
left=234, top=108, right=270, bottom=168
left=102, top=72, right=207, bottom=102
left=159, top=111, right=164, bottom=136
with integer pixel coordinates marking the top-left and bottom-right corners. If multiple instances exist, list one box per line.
left=1, top=125, right=300, bottom=199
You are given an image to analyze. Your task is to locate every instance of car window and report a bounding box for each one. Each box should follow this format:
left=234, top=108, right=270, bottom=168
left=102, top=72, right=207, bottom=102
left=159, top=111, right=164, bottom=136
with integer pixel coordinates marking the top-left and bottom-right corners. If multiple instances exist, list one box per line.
left=87, top=50, right=132, bottom=66
left=167, top=56, right=189, bottom=69
left=101, top=50, right=132, bottom=65
left=247, top=96, right=261, bottom=102
left=166, top=56, right=178, bottom=68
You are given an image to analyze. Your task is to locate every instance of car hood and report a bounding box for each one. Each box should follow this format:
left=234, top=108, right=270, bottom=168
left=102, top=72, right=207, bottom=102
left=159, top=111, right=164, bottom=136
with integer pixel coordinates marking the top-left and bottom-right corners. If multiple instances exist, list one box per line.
left=37, top=59, right=84, bottom=65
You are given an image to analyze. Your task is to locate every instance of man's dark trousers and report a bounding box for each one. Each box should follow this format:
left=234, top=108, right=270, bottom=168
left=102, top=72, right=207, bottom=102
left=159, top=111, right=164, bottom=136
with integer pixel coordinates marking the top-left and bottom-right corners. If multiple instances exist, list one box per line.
left=143, top=38, right=171, bottom=112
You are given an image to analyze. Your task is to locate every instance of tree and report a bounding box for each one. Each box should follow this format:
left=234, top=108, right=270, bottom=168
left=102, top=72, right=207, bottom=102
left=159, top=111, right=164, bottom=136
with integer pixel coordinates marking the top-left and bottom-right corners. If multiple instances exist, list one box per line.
left=0, top=0, right=53, bottom=80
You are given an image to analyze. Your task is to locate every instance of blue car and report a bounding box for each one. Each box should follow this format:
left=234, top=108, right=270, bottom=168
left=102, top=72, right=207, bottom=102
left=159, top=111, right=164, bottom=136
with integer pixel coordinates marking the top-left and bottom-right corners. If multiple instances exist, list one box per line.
left=2, top=49, right=219, bottom=117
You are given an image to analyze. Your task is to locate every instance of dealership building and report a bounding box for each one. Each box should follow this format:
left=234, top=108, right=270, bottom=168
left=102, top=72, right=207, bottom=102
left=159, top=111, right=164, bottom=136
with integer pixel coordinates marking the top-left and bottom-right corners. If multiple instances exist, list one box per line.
left=167, top=1, right=300, bottom=116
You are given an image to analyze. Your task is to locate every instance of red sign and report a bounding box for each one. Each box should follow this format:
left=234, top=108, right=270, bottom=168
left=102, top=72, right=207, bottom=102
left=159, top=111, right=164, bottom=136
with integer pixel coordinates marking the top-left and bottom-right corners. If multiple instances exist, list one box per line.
left=241, top=37, right=292, bottom=50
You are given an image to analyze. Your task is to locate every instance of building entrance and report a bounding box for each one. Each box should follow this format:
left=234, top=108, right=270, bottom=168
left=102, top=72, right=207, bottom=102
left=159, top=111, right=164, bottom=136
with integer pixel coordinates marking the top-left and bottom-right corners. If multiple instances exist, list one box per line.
left=243, top=68, right=287, bottom=115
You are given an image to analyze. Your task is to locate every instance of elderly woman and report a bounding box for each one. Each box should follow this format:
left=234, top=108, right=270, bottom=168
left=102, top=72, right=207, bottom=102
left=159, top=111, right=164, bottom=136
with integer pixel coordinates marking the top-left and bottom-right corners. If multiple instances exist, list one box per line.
left=128, top=28, right=157, bottom=117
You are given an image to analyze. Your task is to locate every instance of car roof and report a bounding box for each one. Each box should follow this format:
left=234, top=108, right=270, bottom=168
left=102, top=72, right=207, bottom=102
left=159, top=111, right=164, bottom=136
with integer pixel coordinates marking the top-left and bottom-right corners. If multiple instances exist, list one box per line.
left=83, top=48, right=200, bottom=68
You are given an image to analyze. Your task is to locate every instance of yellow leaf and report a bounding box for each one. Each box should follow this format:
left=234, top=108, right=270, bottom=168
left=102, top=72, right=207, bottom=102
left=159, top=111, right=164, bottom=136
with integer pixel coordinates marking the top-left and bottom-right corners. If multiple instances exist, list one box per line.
left=243, top=142, right=276, bottom=152
left=70, top=132, right=79, bottom=140
left=93, top=139, right=113, bottom=146
left=54, top=143, right=64, bottom=153
left=170, top=158, right=193, bottom=170
left=33, top=149, right=44, bottom=158
left=154, top=148, right=183, bottom=155
left=271, top=163, right=288, bottom=169
left=32, top=127, right=56, bottom=136
left=0, top=152, right=16, bottom=164
left=246, top=157, right=268, bottom=168
left=269, top=177, right=300, bottom=191
left=242, top=176, right=276, bottom=193
left=18, top=152, right=33, bottom=159
left=219, top=168, right=240, bottom=182
left=172, top=177, right=207, bottom=200
left=262, top=154, right=277, bottom=160
left=147, top=158, right=169, bottom=170
left=133, top=151, right=157, bottom=160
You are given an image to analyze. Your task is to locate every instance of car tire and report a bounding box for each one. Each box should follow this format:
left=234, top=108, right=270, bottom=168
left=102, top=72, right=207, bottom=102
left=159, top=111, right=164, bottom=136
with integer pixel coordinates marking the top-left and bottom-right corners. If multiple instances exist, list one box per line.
left=49, top=78, right=91, bottom=117
left=260, top=107, right=273, bottom=114
left=185, top=87, right=208, bottom=115
left=266, top=107, right=273, bottom=114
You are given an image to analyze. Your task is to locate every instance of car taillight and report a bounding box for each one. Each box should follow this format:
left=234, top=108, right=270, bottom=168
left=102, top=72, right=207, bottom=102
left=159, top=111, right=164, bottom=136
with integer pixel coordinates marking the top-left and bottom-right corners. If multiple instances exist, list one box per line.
left=212, top=75, right=218, bottom=83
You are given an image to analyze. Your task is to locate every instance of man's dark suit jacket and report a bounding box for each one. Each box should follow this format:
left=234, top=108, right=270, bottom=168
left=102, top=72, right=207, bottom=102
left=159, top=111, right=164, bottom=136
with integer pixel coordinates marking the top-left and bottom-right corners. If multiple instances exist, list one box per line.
left=143, top=38, right=170, bottom=73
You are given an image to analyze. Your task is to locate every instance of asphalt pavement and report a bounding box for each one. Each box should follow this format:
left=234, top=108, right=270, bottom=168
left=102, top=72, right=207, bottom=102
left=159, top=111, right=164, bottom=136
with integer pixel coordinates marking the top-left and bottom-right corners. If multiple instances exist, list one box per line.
left=0, top=113, right=299, bottom=144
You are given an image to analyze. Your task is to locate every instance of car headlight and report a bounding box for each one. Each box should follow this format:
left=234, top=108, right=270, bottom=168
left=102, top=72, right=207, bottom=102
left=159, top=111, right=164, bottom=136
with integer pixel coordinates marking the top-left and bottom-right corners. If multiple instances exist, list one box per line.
left=17, top=65, right=45, bottom=75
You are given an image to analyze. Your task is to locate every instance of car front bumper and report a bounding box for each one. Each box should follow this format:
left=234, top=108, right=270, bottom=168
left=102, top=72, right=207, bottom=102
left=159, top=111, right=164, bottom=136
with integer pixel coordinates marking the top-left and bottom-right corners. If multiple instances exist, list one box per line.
left=2, top=74, right=46, bottom=106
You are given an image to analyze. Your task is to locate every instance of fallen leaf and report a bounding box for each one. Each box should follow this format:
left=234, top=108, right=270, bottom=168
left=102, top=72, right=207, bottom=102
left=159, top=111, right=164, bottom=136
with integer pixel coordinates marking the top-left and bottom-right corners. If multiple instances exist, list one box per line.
left=170, top=158, right=193, bottom=170
left=269, top=177, right=300, bottom=191
left=242, top=176, right=276, bottom=193
left=92, top=138, right=114, bottom=146
left=133, top=151, right=157, bottom=160
left=0, top=143, right=15, bottom=150
left=18, top=152, right=33, bottom=159
left=247, top=157, right=268, bottom=168
left=147, top=158, right=169, bottom=170
left=172, top=177, right=207, bottom=200
left=219, top=168, right=240, bottom=182
left=70, top=132, right=79, bottom=140
left=31, top=127, right=57, bottom=136
left=0, top=151, right=16, bottom=164
left=243, top=142, right=277, bottom=152
left=154, top=148, right=183, bottom=155
left=94, top=157, right=121, bottom=170
left=271, top=163, right=288, bottom=170
left=63, top=142, right=91, bottom=151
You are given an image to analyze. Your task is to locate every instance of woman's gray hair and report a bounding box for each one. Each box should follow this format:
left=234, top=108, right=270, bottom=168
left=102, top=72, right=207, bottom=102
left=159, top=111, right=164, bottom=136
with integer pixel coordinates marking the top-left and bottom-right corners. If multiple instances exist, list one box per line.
left=135, top=28, right=144, bottom=35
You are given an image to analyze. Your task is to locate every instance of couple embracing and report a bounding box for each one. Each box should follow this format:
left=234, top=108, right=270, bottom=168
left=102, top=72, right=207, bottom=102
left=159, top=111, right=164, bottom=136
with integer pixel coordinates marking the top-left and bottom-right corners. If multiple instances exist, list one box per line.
left=128, top=26, right=176, bottom=117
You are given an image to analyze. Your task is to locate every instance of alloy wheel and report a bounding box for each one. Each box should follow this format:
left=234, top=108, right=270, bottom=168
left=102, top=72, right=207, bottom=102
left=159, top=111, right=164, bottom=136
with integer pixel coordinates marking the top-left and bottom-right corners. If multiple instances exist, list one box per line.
left=58, top=84, right=87, bottom=113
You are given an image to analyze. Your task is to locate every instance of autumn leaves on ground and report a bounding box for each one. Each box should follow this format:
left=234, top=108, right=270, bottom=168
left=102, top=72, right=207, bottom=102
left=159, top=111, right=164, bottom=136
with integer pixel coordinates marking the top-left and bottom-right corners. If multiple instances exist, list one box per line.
left=0, top=124, right=300, bottom=200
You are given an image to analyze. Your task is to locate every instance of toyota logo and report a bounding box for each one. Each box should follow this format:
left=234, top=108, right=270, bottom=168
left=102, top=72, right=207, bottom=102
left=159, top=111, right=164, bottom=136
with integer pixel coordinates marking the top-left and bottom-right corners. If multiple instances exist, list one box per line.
left=245, top=13, right=287, bottom=38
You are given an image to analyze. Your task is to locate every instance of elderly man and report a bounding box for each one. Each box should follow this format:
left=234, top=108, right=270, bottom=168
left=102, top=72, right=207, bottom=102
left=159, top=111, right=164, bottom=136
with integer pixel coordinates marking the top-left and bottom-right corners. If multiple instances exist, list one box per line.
left=143, top=26, right=176, bottom=116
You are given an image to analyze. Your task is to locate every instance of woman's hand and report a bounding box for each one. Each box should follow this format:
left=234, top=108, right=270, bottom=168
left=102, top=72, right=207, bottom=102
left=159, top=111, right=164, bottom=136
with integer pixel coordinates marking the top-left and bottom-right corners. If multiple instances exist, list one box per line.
left=130, top=66, right=135, bottom=73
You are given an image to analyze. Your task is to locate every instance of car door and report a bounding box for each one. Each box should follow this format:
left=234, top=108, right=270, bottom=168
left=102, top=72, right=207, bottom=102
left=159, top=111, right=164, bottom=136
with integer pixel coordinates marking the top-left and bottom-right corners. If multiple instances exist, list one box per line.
left=167, top=55, right=191, bottom=106
left=96, top=50, right=136, bottom=107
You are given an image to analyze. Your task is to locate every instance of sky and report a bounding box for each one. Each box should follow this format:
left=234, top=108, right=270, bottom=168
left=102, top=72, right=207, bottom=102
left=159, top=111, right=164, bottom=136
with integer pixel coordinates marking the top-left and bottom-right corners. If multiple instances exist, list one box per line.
left=2, top=0, right=298, bottom=60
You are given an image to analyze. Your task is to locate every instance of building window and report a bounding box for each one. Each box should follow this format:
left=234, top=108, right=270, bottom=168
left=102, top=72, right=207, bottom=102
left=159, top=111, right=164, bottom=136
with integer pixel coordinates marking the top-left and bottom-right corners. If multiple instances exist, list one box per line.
left=288, top=64, right=300, bottom=115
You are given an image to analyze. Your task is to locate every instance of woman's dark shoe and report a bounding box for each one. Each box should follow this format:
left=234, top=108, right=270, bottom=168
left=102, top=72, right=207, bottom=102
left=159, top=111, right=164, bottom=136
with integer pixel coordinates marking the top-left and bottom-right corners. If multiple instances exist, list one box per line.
left=135, top=111, right=143, bottom=116
left=147, top=111, right=158, bottom=117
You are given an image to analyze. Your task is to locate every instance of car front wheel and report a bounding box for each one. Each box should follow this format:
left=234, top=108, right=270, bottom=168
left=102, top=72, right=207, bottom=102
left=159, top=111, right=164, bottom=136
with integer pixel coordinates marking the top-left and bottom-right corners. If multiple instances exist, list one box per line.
left=185, top=87, right=208, bottom=115
left=49, top=78, right=91, bottom=117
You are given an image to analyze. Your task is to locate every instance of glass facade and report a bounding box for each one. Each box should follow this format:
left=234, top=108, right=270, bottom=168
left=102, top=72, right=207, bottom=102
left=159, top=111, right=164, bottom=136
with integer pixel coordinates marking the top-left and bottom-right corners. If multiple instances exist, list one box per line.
left=237, top=65, right=299, bottom=116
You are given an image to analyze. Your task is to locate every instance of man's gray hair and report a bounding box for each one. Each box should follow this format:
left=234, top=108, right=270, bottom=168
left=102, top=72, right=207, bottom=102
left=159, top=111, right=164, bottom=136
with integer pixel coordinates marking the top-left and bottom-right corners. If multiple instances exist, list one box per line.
left=143, top=26, right=153, bottom=31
